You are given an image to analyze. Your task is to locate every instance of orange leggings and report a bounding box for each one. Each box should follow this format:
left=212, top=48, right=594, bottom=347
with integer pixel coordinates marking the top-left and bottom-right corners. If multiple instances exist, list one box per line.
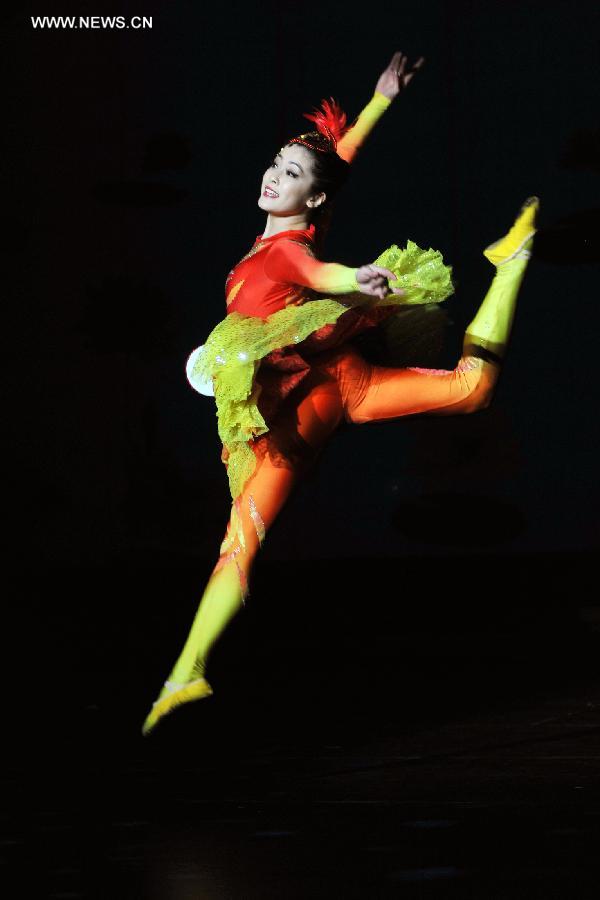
left=162, top=249, right=531, bottom=689
left=217, top=345, right=494, bottom=591
left=165, top=345, right=501, bottom=687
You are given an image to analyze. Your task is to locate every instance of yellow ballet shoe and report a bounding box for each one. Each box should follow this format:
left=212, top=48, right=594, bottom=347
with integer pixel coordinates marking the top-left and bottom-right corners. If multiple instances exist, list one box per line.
left=141, top=677, right=214, bottom=736
left=484, top=196, right=540, bottom=266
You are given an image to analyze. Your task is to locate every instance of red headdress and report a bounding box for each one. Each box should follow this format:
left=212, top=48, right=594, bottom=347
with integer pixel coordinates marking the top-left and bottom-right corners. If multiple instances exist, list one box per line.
left=288, top=97, right=350, bottom=154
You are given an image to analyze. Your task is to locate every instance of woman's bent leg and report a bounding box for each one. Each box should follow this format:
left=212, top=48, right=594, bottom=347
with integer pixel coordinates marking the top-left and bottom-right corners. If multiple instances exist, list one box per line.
left=342, top=249, right=531, bottom=423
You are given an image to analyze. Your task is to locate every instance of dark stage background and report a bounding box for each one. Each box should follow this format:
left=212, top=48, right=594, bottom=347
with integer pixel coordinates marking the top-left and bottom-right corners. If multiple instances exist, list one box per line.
left=8, top=0, right=600, bottom=567
left=5, top=3, right=600, bottom=897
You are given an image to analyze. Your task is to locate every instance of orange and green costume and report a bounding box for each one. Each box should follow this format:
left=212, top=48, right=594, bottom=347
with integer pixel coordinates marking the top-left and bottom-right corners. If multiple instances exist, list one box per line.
left=142, top=90, right=537, bottom=735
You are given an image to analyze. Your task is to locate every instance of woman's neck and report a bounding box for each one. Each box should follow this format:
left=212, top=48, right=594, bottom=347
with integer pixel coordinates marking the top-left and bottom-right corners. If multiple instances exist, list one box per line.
left=262, top=212, right=310, bottom=239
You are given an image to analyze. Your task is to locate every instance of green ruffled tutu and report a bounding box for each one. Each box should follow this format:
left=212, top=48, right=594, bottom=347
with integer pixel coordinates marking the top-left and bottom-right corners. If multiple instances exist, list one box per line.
left=192, top=241, right=454, bottom=501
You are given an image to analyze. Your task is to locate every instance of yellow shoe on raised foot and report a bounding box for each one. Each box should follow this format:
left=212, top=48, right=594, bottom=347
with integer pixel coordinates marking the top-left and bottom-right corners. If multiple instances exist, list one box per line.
left=484, top=196, right=540, bottom=266
left=141, top=677, right=214, bottom=736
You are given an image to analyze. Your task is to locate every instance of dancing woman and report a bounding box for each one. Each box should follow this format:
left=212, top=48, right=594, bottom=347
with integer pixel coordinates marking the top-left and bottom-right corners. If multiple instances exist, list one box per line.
left=142, top=51, right=538, bottom=734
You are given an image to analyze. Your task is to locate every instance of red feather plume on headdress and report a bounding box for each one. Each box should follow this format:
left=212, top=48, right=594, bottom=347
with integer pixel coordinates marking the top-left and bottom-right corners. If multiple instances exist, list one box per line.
left=301, top=97, right=349, bottom=152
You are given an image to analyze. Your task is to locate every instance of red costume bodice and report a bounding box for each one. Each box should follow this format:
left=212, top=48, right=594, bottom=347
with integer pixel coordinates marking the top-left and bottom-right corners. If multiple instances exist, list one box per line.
left=225, top=226, right=315, bottom=318
left=225, top=224, right=361, bottom=319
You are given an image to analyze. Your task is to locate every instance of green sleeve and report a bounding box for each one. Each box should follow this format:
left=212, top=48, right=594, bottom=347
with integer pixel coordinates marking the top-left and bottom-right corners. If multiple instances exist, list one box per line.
left=336, top=91, right=392, bottom=163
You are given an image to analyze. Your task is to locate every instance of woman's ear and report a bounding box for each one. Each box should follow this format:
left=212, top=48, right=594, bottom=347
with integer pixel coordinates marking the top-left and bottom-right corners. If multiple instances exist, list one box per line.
left=307, top=192, right=327, bottom=209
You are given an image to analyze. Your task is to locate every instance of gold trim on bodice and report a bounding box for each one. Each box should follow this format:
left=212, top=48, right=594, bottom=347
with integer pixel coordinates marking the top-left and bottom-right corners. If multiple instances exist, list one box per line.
left=226, top=279, right=245, bottom=307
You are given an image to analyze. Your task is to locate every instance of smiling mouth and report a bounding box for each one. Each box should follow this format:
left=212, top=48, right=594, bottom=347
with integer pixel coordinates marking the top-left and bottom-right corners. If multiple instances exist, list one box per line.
left=263, top=187, right=279, bottom=198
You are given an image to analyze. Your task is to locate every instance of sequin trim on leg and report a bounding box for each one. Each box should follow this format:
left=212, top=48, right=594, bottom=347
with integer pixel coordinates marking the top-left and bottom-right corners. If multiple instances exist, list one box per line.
left=213, top=544, right=248, bottom=604
left=248, top=494, right=266, bottom=546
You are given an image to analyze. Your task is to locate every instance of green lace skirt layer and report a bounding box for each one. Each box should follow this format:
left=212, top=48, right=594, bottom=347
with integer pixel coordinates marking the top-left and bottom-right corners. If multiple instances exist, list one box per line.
left=192, top=241, right=454, bottom=501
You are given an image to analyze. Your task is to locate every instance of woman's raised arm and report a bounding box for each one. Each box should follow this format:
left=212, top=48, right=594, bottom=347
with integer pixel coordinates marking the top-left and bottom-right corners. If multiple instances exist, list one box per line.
left=336, top=50, right=425, bottom=164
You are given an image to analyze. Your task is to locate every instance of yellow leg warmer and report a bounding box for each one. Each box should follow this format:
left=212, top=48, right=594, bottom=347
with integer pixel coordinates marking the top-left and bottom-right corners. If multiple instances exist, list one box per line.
left=142, top=561, right=245, bottom=735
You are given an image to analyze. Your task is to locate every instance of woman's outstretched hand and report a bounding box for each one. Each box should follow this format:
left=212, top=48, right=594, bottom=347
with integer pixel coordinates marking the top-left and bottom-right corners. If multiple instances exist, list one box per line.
left=355, top=265, right=405, bottom=300
left=376, top=50, right=425, bottom=100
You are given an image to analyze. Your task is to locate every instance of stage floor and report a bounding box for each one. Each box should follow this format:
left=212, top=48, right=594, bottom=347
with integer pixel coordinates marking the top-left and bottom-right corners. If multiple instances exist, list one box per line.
left=7, top=564, right=600, bottom=898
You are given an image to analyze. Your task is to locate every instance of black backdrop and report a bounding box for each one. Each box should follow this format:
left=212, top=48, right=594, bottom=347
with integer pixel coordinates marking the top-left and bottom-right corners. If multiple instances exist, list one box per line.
left=6, top=10, right=600, bottom=896
left=7, top=0, right=600, bottom=569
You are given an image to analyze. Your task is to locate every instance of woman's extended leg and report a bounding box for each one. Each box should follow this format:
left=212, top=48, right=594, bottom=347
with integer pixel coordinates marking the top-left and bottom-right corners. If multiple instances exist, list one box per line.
left=142, top=368, right=346, bottom=734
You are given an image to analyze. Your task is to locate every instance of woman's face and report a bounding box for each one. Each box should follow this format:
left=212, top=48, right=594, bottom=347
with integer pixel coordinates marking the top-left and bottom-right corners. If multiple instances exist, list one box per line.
left=258, top=143, right=325, bottom=216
